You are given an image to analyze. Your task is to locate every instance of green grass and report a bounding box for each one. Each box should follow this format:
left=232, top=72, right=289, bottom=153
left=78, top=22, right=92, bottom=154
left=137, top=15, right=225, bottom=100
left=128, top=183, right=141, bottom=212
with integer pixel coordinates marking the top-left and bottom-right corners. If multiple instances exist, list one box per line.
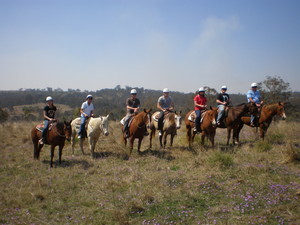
left=0, top=120, right=299, bottom=224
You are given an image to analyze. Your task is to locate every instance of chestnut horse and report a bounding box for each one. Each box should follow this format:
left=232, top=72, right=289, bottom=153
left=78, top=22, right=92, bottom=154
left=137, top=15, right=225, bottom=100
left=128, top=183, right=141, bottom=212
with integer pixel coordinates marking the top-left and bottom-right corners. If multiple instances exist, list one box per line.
left=31, top=121, right=72, bottom=167
left=122, top=109, right=152, bottom=155
left=185, top=107, right=218, bottom=148
left=149, top=111, right=182, bottom=149
left=236, top=102, right=286, bottom=141
left=217, top=102, right=258, bottom=145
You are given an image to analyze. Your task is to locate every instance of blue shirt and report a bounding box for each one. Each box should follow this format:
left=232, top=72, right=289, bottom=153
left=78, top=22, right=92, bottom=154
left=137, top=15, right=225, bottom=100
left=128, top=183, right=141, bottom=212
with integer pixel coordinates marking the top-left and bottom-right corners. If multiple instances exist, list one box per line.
left=158, top=96, right=173, bottom=109
left=247, top=90, right=261, bottom=103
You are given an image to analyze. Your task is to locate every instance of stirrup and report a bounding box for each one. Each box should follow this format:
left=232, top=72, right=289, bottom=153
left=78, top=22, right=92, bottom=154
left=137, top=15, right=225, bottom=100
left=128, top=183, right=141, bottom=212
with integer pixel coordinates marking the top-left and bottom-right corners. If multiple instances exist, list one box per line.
left=39, top=139, right=44, bottom=145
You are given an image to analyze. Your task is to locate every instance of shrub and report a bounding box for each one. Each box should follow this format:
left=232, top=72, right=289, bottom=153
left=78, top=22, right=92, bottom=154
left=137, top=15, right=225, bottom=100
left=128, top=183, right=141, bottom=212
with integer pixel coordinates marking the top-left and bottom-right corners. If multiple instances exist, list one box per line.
left=207, top=151, right=234, bottom=169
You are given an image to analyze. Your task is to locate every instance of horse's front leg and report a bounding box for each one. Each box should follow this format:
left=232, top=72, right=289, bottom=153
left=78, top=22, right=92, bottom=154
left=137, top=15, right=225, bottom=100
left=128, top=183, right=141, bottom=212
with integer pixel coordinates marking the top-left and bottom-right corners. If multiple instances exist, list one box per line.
left=71, top=132, right=76, bottom=156
left=226, top=128, right=232, bottom=145
left=159, top=132, right=163, bottom=148
left=163, top=132, right=168, bottom=149
left=89, top=137, right=96, bottom=158
left=137, top=137, right=143, bottom=153
left=79, top=138, right=85, bottom=155
left=210, top=131, right=216, bottom=147
left=58, top=144, right=64, bottom=165
left=149, top=127, right=155, bottom=149
left=170, top=133, right=175, bottom=147
left=129, top=136, right=134, bottom=155
left=50, top=145, right=55, bottom=168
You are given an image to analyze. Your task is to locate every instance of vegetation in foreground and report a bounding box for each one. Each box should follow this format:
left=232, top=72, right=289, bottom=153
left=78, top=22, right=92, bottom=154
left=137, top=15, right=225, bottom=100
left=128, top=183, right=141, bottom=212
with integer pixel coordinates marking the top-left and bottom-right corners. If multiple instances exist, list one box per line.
left=0, top=120, right=299, bottom=225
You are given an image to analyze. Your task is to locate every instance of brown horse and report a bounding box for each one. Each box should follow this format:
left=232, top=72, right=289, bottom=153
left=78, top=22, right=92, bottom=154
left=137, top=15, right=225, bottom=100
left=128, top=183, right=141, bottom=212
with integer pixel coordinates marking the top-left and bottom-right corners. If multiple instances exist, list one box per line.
left=185, top=107, right=218, bottom=148
left=31, top=121, right=72, bottom=167
left=236, top=102, right=286, bottom=141
left=122, top=109, right=152, bottom=155
left=217, top=102, right=258, bottom=145
left=149, top=111, right=182, bottom=149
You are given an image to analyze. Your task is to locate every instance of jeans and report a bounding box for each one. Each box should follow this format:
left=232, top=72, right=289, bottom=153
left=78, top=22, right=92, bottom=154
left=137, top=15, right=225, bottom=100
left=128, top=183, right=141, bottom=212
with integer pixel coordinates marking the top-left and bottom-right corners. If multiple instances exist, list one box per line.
left=123, top=114, right=132, bottom=132
left=250, top=115, right=255, bottom=124
left=217, top=105, right=225, bottom=123
left=78, top=116, right=87, bottom=136
left=157, top=111, right=165, bottom=130
left=42, top=120, right=49, bottom=138
left=195, top=110, right=202, bottom=131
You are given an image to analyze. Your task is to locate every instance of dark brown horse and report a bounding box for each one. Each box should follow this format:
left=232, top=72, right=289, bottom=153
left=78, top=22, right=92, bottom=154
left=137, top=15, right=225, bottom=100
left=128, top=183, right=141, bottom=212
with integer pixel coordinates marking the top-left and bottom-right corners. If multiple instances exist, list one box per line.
left=218, top=102, right=258, bottom=145
left=149, top=111, right=182, bottom=149
left=236, top=102, right=286, bottom=141
left=122, top=109, right=152, bottom=155
left=31, top=121, right=72, bottom=167
left=185, top=107, right=218, bottom=148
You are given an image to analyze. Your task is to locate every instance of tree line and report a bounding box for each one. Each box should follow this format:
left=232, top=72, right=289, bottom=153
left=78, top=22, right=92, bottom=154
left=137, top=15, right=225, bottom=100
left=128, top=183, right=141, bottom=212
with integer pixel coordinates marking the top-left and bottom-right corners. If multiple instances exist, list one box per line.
left=0, top=76, right=298, bottom=122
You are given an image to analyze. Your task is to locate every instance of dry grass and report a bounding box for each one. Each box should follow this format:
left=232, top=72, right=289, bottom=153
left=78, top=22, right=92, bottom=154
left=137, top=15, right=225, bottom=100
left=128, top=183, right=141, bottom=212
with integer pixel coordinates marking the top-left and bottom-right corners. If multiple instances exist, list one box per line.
left=0, top=120, right=299, bottom=224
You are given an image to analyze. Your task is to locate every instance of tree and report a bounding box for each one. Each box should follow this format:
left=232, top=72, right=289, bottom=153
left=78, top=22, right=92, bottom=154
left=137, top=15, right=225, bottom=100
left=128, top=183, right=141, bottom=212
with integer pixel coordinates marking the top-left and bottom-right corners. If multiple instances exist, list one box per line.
left=258, top=76, right=291, bottom=103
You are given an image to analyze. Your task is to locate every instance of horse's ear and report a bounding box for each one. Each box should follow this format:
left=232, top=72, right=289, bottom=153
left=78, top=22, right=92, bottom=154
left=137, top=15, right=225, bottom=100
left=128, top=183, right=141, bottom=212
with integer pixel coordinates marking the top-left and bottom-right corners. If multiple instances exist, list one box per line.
left=69, top=119, right=72, bottom=124
left=278, top=101, right=282, bottom=106
left=100, top=116, right=103, bottom=121
left=148, top=108, right=152, bottom=113
left=210, top=106, right=213, bottom=110
left=179, top=110, right=182, bottom=114
left=106, top=114, right=110, bottom=119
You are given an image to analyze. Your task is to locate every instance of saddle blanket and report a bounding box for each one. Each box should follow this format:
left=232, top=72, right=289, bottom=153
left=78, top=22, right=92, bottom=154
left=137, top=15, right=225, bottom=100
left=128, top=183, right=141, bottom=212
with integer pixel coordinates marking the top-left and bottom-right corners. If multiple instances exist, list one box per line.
left=188, top=111, right=206, bottom=123
left=120, top=116, right=134, bottom=126
left=35, top=122, right=54, bottom=132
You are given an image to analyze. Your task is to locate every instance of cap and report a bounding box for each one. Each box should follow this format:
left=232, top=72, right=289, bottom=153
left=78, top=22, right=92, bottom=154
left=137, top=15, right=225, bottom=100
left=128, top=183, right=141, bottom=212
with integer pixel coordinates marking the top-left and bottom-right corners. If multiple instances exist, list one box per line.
left=130, top=89, right=137, bottom=94
left=46, top=96, right=53, bottom=101
left=86, top=94, right=93, bottom=99
left=198, top=87, right=205, bottom=92
left=251, top=83, right=258, bottom=87
left=221, top=85, right=227, bottom=90
left=163, top=88, right=169, bottom=93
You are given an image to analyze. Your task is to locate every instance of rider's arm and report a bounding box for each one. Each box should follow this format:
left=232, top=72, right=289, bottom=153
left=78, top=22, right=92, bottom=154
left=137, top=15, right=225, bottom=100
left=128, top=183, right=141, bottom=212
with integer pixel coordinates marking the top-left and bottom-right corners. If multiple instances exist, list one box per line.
left=157, top=102, right=165, bottom=111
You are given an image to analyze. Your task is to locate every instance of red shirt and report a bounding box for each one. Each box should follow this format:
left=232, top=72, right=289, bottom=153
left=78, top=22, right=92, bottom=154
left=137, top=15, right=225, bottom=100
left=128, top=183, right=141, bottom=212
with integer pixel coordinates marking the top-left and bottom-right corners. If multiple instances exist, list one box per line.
left=194, top=95, right=207, bottom=110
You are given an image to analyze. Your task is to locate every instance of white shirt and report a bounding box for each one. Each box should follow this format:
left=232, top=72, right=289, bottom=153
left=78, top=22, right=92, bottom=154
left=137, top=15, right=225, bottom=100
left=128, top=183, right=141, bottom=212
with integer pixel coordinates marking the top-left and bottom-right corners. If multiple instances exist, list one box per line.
left=81, top=101, right=94, bottom=117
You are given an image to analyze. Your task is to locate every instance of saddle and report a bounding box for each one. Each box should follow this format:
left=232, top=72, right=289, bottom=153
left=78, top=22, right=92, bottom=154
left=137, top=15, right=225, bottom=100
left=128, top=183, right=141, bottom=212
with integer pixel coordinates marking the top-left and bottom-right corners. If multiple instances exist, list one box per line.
left=120, top=116, right=134, bottom=127
left=36, top=121, right=55, bottom=132
left=152, top=111, right=170, bottom=122
left=74, top=117, right=92, bottom=130
left=188, top=110, right=206, bottom=123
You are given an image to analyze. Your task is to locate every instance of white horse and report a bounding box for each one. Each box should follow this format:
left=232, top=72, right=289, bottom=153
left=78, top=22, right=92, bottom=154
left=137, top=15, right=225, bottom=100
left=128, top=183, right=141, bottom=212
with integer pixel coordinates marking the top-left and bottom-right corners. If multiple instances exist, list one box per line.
left=71, top=115, right=109, bottom=158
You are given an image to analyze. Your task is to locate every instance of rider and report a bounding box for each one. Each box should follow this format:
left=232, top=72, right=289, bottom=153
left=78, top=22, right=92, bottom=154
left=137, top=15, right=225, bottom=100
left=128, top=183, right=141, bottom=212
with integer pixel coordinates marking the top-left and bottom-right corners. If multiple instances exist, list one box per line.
left=39, top=96, right=57, bottom=145
left=194, top=87, right=207, bottom=133
left=216, top=85, right=231, bottom=126
left=157, top=88, right=175, bottom=136
left=247, top=82, right=263, bottom=127
left=78, top=94, right=94, bottom=138
left=123, top=89, right=142, bottom=138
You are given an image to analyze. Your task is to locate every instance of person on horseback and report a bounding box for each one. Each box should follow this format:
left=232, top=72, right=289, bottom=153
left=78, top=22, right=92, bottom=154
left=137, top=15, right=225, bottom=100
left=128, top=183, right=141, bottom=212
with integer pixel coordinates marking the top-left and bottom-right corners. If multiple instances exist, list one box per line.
left=123, top=89, right=149, bottom=138
left=157, top=88, right=174, bottom=136
left=78, top=94, right=94, bottom=138
left=247, top=83, right=263, bottom=127
left=39, top=96, right=57, bottom=145
left=194, top=87, right=207, bottom=133
left=216, top=85, right=231, bottom=126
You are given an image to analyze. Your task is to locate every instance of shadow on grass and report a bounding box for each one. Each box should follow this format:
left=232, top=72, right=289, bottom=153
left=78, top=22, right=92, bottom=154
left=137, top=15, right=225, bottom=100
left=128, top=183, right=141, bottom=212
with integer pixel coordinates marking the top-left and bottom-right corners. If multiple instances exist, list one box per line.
left=42, top=159, right=92, bottom=169
left=139, top=149, right=175, bottom=161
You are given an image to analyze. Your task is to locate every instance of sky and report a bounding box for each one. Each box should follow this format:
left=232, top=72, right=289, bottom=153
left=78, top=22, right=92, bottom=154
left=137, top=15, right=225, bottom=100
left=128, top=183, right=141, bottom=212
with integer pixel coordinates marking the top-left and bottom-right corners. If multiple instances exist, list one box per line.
left=0, top=0, right=300, bottom=94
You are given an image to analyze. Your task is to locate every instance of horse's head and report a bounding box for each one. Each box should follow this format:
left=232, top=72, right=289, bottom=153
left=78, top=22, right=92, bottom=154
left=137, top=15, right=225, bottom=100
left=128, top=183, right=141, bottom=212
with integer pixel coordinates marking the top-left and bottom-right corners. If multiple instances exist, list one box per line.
left=277, top=102, right=286, bottom=120
left=209, top=106, right=218, bottom=128
left=100, top=114, right=110, bottom=136
left=143, top=108, right=152, bottom=128
left=247, top=102, right=259, bottom=116
left=64, top=120, right=72, bottom=141
left=175, top=111, right=182, bottom=129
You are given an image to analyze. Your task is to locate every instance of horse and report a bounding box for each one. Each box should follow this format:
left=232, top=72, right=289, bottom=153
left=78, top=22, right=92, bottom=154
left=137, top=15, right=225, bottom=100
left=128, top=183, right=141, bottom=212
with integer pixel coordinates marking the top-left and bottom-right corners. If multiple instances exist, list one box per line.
left=122, top=109, right=152, bottom=155
left=185, top=107, right=218, bottom=148
left=31, top=120, right=72, bottom=167
left=71, top=115, right=109, bottom=158
left=217, top=102, right=258, bottom=145
left=149, top=111, right=182, bottom=149
left=236, top=102, right=286, bottom=141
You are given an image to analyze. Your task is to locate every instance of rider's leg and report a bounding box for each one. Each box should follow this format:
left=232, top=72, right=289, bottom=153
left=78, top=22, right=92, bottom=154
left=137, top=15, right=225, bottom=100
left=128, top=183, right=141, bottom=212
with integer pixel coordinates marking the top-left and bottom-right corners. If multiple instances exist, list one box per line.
left=217, top=105, right=225, bottom=124
left=78, top=116, right=87, bottom=138
left=195, top=110, right=201, bottom=132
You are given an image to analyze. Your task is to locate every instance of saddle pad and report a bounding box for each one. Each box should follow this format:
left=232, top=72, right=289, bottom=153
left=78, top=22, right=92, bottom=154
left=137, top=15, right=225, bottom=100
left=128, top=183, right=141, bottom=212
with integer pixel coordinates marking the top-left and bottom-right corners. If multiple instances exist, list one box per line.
left=188, top=111, right=206, bottom=123
left=36, top=123, right=44, bottom=132
left=152, top=112, right=160, bottom=122
left=120, top=116, right=134, bottom=127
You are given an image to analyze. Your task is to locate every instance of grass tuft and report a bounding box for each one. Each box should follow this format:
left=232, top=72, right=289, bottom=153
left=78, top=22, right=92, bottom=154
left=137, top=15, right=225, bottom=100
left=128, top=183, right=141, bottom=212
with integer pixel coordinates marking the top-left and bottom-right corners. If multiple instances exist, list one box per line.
left=207, top=151, right=234, bottom=169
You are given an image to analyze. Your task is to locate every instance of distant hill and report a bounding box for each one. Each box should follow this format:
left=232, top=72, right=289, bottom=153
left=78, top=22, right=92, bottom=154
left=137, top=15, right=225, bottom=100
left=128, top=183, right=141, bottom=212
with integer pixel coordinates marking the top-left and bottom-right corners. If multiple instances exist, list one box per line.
left=0, top=88, right=299, bottom=121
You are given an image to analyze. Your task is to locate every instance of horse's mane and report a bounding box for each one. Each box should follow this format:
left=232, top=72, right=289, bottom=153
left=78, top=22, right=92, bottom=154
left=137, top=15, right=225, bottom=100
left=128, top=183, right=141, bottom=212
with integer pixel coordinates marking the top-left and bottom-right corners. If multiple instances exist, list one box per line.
left=234, top=103, right=246, bottom=107
left=167, top=112, right=175, bottom=122
left=55, top=121, right=65, bottom=131
left=263, top=104, right=278, bottom=111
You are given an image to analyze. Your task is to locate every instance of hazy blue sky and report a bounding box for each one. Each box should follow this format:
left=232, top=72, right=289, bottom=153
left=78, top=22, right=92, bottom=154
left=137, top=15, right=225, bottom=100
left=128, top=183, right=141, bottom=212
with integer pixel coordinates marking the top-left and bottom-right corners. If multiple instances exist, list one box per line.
left=1, top=0, right=299, bottom=93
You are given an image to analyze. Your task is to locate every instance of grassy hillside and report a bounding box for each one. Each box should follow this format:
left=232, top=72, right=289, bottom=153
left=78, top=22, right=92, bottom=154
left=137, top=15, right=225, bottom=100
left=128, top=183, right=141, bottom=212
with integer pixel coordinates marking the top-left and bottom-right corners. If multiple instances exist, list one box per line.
left=0, top=120, right=299, bottom=224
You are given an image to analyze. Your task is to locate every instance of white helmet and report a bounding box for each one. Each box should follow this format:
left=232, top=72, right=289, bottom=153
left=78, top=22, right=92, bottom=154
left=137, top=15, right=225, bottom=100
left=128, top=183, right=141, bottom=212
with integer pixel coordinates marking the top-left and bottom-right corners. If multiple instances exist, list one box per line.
left=130, top=89, right=137, bottom=94
left=251, top=83, right=258, bottom=87
left=163, top=88, right=169, bottom=93
left=198, top=87, right=205, bottom=92
left=221, top=85, right=227, bottom=90
left=86, top=94, right=93, bottom=99
left=46, top=96, right=53, bottom=102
